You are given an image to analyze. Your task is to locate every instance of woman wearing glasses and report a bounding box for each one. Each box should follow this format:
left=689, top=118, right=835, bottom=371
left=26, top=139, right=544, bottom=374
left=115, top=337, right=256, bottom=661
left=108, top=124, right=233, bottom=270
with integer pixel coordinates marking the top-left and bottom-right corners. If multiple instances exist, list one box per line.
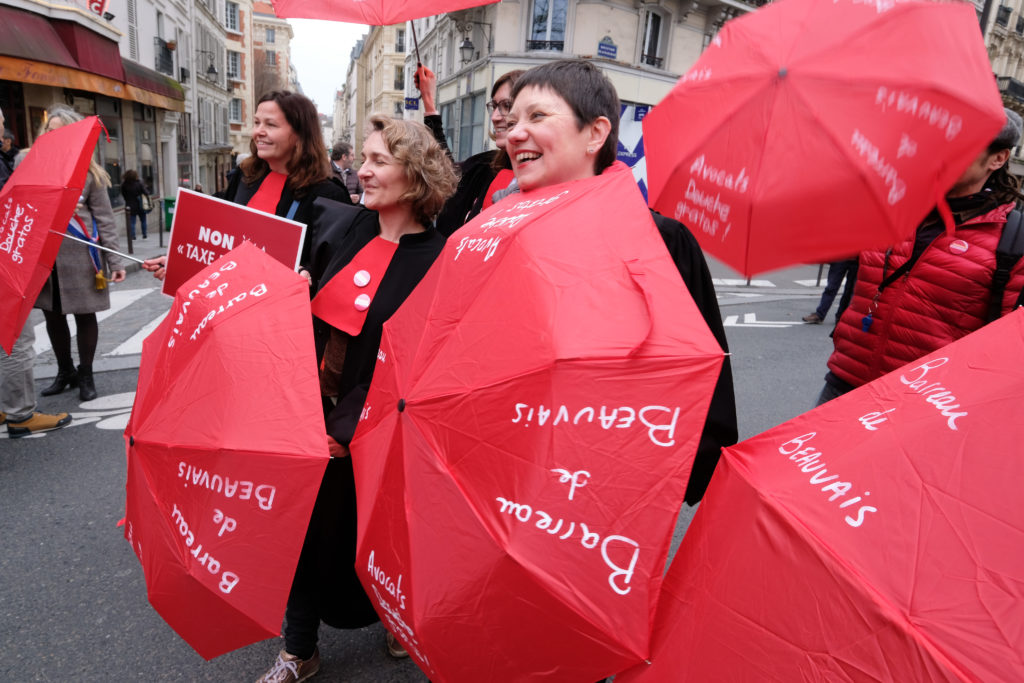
left=417, top=66, right=524, bottom=235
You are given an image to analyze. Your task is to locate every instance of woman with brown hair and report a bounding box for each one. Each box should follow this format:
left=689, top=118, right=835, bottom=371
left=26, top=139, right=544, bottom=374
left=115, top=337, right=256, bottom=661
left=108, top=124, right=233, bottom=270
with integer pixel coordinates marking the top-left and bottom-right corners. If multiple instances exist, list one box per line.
left=221, top=90, right=351, bottom=268
left=255, top=113, right=457, bottom=683
left=34, top=105, right=126, bottom=402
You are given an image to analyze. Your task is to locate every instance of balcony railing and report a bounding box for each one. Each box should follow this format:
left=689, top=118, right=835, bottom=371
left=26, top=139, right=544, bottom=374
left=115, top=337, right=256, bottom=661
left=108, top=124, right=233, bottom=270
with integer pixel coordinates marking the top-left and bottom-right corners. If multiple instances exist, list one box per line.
left=527, top=40, right=564, bottom=51
left=154, top=38, right=173, bottom=76
left=996, top=4, right=1012, bottom=26
left=641, top=53, right=664, bottom=68
left=998, top=76, right=1024, bottom=102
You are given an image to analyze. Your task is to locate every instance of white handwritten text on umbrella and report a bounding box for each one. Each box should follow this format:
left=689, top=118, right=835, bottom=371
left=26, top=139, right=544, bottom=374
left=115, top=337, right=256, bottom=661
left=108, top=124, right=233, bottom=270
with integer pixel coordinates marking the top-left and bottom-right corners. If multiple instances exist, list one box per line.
left=513, top=403, right=681, bottom=447
left=779, top=432, right=877, bottom=528
left=0, top=198, right=36, bottom=264
left=898, top=357, right=967, bottom=430
left=495, top=496, right=640, bottom=595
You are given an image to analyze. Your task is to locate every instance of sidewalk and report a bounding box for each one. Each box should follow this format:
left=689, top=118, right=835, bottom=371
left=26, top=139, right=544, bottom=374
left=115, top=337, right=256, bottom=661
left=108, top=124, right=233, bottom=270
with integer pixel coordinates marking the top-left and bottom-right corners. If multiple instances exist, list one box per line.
left=116, top=216, right=171, bottom=274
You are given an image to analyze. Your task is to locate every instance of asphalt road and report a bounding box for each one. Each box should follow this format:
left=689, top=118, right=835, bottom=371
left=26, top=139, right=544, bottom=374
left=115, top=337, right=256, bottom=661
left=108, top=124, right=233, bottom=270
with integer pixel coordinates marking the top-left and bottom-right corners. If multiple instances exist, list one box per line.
left=0, top=263, right=838, bottom=682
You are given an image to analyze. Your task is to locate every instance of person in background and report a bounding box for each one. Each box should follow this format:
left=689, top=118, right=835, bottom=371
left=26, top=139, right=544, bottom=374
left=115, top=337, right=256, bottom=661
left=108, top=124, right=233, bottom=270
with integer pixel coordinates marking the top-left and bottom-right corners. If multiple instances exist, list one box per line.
left=220, top=91, right=351, bottom=273
left=330, top=140, right=362, bottom=203
left=255, top=114, right=456, bottom=683
left=417, top=66, right=524, bottom=235
left=34, top=105, right=126, bottom=403
left=0, top=128, right=17, bottom=175
left=817, top=108, right=1024, bottom=405
left=120, top=169, right=150, bottom=239
left=502, top=59, right=738, bottom=506
left=802, top=257, right=858, bottom=324
left=0, top=105, right=72, bottom=437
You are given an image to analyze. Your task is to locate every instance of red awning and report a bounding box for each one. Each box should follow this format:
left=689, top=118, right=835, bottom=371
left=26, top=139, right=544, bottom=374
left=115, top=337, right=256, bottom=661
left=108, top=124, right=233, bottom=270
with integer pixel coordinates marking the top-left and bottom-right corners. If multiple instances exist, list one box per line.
left=0, top=6, right=78, bottom=70
left=52, top=20, right=125, bottom=83
left=121, top=58, right=186, bottom=111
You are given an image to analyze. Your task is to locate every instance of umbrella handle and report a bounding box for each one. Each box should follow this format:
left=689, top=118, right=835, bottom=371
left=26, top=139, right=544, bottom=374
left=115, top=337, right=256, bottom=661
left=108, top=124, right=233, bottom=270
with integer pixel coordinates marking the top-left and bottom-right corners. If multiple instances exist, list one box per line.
left=623, top=259, right=655, bottom=356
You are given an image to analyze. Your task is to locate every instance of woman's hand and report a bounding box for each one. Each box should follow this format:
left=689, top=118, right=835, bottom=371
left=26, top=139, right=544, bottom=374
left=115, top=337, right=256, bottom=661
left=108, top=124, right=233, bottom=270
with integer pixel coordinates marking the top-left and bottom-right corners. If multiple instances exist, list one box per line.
left=110, top=270, right=127, bottom=283
left=297, top=267, right=313, bottom=286
left=327, top=436, right=350, bottom=458
left=143, top=256, right=167, bottom=281
left=416, top=65, right=438, bottom=116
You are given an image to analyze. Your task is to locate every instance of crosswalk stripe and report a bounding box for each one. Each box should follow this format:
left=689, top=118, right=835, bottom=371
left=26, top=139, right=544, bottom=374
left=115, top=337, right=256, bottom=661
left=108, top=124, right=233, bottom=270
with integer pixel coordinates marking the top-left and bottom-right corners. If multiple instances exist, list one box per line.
left=32, top=288, right=157, bottom=355
left=106, top=312, right=168, bottom=356
left=712, top=278, right=776, bottom=288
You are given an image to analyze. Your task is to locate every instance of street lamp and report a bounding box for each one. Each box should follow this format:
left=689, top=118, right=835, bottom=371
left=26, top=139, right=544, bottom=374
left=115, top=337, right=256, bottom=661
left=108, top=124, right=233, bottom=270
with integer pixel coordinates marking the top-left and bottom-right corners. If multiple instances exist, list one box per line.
left=197, top=49, right=219, bottom=78
left=456, top=19, right=492, bottom=64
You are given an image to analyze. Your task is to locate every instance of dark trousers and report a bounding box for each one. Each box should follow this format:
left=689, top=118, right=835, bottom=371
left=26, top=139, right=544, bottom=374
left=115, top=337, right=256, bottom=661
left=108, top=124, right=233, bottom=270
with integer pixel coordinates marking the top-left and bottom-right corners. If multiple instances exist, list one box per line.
left=814, top=258, right=858, bottom=321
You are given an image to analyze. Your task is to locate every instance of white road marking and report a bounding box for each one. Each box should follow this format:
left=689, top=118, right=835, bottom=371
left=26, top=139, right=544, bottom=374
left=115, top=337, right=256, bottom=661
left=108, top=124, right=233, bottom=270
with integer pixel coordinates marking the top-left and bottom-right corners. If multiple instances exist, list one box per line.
left=793, top=279, right=825, bottom=287
left=32, top=288, right=156, bottom=355
left=723, top=313, right=801, bottom=328
left=713, top=278, right=775, bottom=287
left=106, top=311, right=168, bottom=356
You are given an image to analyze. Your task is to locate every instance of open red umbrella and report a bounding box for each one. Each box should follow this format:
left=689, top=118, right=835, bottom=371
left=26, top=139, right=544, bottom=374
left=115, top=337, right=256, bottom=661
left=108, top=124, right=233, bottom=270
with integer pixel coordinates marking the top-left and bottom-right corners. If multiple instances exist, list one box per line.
left=349, top=163, right=725, bottom=682
left=0, top=116, right=101, bottom=353
left=270, top=0, right=499, bottom=25
left=643, top=0, right=1005, bottom=276
left=124, top=242, right=329, bottom=660
left=617, top=309, right=1024, bottom=682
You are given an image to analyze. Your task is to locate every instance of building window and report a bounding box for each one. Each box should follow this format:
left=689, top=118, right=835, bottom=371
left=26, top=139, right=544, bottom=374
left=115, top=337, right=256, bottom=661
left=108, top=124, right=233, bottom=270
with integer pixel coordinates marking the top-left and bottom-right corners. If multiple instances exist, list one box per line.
left=266, top=50, right=277, bottom=66
left=440, top=101, right=456, bottom=153
left=396, top=28, right=405, bottom=52
left=266, top=27, right=276, bottom=43
left=459, top=92, right=485, bottom=159
left=997, top=4, right=1012, bottom=26
left=529, top=0, right=566, bottom=51
left=225, top=2, right=240, bottom=32
left=230, top=99, right=243, bottom=123
left=641, top=11, right=665, bottom=68
left=394, top=65, right=404, bottom=91
left=227, top=51, right=241, bottom=79
left=154, top=38, right=174, bottom=75
left=96, top=98, right=124, bottom=208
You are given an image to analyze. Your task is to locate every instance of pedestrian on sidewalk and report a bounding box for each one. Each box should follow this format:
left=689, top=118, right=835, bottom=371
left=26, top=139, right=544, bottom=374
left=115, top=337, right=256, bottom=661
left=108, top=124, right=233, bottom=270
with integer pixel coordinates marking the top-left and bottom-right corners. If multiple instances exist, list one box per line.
left=0, top=105, right=71, bottom=438
left=32, top=106, right=127, bottom=402
left=120, top=169, right=151, bottom=239
left=802, top=257, right=858, bottom=324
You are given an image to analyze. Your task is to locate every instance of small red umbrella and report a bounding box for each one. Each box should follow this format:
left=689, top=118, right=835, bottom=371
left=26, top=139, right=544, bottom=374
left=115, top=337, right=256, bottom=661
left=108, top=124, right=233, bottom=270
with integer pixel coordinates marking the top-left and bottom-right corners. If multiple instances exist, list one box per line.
left=0, top=116, right=101, bottom=354
left=270, top=0, right=499, bottom=25
left=617, top=309, right=1024, bottom=682
left=124, top=242, right=330, bottom=660
left=350, top=163, right=725, bottom=682
left=643, top=0, right=1005, bottom=276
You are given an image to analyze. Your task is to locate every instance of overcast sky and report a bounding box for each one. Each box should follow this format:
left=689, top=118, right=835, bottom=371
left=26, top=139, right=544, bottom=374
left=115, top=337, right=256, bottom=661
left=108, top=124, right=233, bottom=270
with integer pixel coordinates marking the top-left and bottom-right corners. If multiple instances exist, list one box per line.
left=288, top=19, right=371, bottom=114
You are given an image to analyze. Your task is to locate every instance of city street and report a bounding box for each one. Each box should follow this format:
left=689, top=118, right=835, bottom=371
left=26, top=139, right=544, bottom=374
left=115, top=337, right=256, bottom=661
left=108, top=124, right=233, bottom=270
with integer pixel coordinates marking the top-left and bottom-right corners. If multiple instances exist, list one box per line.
left=1, top=260, right=840, bottom=682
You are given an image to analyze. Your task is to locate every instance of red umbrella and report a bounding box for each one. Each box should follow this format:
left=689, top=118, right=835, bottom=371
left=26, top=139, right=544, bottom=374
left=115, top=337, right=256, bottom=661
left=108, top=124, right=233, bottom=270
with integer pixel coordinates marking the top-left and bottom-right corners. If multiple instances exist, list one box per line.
left=643, top=0, right=1005, bottom=276
left=0, top=116, right=101, bottom=353
left=617, top=309, right=1024, bottom=682
left=124, top=242, right=330, bottom=660
left=270, top=0, right=499, bottom=25
left=349, top=163, right=725, bottom=682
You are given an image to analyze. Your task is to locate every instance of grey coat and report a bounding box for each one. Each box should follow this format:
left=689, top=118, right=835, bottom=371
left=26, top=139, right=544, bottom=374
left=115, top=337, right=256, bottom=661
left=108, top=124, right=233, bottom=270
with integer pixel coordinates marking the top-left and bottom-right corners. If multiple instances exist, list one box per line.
left=35, top=172, right=125, bottom=314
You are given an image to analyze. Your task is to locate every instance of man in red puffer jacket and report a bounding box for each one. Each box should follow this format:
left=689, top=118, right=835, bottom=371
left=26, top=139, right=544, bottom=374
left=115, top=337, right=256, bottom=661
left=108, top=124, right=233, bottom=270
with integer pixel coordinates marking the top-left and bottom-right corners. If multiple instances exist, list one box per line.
left=818, top=108, right=1024, bottom=404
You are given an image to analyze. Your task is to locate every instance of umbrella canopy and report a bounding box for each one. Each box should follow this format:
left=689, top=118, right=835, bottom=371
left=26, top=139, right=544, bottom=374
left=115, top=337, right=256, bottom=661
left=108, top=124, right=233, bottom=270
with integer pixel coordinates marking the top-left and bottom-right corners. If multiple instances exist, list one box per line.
left=643, top=0, right=1005, bottom=276
left=124, top=242, right=330, bottom=660
left=349, top=163, right=725, bottom=682
left=0, top=116, right=101, bottom=353
left=617, top=309, right=1024, bottom=682
left=270, top=0, right=499, bottom=25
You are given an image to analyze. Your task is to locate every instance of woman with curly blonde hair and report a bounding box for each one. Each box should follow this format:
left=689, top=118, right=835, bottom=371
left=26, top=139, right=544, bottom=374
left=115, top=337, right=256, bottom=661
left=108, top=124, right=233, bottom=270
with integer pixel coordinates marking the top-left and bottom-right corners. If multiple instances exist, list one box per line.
left=256, top=114, right=456, bottom=683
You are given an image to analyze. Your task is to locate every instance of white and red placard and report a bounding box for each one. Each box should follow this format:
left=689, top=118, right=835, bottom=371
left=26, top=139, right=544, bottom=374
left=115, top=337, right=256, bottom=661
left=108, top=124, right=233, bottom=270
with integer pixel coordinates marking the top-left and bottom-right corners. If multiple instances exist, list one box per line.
left=163, top=188, right=306, bottom=296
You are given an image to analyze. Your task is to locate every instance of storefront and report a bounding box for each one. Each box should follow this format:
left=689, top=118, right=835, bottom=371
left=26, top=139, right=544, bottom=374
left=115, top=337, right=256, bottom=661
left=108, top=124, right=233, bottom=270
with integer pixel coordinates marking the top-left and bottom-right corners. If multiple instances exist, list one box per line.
left=0, top=5, right=185, bottom=205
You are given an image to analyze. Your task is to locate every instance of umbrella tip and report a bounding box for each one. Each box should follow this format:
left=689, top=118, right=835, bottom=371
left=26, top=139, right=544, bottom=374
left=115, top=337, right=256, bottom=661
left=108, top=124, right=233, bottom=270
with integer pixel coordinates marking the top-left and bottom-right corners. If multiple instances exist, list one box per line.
left=398, top=399, right=406, bottom=412
left=778, top=67, right=788, bottom=78
left=129, top=436, right=134, bottom=446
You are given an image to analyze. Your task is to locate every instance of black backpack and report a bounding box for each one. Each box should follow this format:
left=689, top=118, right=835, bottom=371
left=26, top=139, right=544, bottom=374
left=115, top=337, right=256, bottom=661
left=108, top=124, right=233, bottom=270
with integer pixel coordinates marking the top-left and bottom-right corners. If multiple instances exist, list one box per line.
left=989, top=208, right=1024, bottom=322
